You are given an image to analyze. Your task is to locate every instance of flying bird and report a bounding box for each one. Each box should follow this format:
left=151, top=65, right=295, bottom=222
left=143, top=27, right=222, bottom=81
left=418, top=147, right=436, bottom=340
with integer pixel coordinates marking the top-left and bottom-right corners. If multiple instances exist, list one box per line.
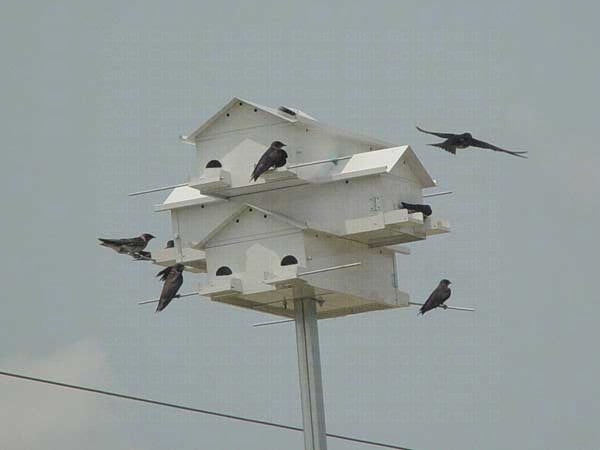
left=98, top=233, right=155, bottom=258
left=419, top=279, right=452, bottom=315
left=400, top=202, right=432, bottom=217
left=416, top=126, right=527, bottom=158
left=165, top=240, right=175, bottom=249
left=250, top=141, right=288, bottom=182
left=155, top=264, right=184, bottom=313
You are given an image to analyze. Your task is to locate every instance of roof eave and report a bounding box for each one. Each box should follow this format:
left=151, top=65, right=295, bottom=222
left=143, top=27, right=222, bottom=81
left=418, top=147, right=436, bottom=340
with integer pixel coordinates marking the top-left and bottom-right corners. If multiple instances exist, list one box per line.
left=399, top=145, right=436, bottom=188
left=180, top=97, right=297, bottom=144
left=296, top=115, right=395, bottom=149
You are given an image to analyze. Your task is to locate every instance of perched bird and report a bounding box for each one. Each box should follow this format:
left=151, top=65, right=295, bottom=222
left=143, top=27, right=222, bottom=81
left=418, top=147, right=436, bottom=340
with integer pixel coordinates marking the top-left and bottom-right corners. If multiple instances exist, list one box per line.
left=250, top=141, right=288, bottom=182
left=165, top=240, right=175, bottom=249
left=401, top=201, right=432, bottom=217
left=155, top=264, right=184, bottom=313
left=419, top=279, right=452, bottom=315
left=416, top=126, right=527, bottom=158
left=98, top=233, right=155, bottom=258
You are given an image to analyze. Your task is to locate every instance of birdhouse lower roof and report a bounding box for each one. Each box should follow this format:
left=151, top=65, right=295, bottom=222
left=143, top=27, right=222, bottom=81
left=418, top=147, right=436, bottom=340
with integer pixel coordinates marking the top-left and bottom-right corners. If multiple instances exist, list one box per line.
left=156, top=145, right=435, bottom=211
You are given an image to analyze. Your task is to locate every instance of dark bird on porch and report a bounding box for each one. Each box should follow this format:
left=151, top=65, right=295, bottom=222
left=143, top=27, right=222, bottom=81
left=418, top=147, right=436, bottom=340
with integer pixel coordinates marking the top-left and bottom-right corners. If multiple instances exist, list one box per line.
left=250, top=141, right=288, bottom=182
left=155, top=264, right=184, bottom=313
left=416, top=126, right=527, bottom=158
left=98, top=233, right=155, bottom=258
left=400, top=202, right=432, bottom=217
left=419, top=279, right=452, bottom=315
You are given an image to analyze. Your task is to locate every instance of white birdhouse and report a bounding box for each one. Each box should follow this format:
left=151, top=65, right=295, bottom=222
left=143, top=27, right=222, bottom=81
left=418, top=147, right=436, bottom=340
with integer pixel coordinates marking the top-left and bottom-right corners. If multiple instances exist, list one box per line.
left=152, top=97, right=450, bottom=319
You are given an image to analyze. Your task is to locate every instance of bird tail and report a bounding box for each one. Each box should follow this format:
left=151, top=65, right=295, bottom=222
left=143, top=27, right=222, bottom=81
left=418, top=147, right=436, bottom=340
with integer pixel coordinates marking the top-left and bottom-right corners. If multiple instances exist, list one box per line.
left=428, top=143, right=456, bottom=155
left=98, top=238, right=117, bottom=247
left=249, top=169, right=258, bottom=183
left=509, top=151, right=528, bottom=158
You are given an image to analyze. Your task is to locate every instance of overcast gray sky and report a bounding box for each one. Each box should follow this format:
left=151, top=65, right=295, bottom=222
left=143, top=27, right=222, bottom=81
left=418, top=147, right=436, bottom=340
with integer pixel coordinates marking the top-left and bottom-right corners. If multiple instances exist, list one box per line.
left=1, top=1, right=598, bottom=449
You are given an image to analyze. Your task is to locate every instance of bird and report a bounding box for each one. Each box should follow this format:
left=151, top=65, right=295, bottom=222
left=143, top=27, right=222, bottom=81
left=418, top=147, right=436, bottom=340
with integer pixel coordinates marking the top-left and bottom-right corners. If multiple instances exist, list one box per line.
left=165, top=240, right=175, bottom=249
left=416, top=126, right=527, bottom=158
left=155, top=264, right=184, bottom=313
left=249, top=141, right=288, bottom=182
left=419, top=279, right=452, bottom=315
left=98, top=233, right=155, bottom=258
left=400, top=201, right=432, bottom=217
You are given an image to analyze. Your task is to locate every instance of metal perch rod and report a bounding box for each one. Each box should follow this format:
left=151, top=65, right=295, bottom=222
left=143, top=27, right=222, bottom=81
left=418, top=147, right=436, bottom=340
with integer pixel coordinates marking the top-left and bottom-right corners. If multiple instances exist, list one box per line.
left=408, top=301, right=475, bottom=312
left=423, top=190, right=453, bottom=198
left=253, top=318, right=296, bottom=327
left=286, top=155, right=353, bottom=169
left=137, top=292, right=197, bottom=305
left=298, top=261, right=361, bottom=276
left=128, top=183, right=188, bottom=197
left=253, top=319, right=295, bottom=327
left=252, top=300, right=475, bottom=327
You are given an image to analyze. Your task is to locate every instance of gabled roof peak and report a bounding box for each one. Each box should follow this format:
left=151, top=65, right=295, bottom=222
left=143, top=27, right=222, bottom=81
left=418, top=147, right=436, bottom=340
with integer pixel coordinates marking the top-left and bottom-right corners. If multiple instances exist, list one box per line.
left=181, top=97, right=394, bottom=149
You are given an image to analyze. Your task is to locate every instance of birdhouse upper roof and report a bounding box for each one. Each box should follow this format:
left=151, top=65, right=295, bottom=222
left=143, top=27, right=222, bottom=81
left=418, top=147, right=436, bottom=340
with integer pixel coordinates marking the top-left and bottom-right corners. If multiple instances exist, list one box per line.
left=181, top=97, right=395, bottom=149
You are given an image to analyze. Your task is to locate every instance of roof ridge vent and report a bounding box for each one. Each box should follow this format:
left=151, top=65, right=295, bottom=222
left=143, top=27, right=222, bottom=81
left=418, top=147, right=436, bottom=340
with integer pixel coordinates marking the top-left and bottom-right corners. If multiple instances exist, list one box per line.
left=278, top=106, right=297, bottom=116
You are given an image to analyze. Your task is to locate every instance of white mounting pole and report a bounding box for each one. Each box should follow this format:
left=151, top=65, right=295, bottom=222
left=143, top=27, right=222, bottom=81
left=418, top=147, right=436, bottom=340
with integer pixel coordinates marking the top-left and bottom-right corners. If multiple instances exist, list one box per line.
left=294, top=285, right=328, bottom=450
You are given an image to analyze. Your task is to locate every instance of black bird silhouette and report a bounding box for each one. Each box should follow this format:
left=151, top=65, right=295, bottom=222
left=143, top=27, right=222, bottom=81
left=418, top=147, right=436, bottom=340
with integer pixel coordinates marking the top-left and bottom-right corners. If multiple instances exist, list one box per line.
left=416, top=126, right=527, bottom=158
left=250, top=141, right=288, bottom=182
left=98, top=233, right=155, bottom=258
left=400, top=202, right=432, bottom=217
left=155, top=264, right=184, bottom=313
left=165, top=240, right=175, bottom=249
left=419, top=279, right=452, bottom=315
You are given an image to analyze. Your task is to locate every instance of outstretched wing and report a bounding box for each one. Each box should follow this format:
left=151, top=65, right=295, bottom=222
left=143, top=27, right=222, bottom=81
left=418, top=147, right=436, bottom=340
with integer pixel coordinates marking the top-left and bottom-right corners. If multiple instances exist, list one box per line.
left=156, top=271, right=183, bottom=312
left=416, top=126, right=457, bottom=139
left=469, top=138, right=528, bottom=158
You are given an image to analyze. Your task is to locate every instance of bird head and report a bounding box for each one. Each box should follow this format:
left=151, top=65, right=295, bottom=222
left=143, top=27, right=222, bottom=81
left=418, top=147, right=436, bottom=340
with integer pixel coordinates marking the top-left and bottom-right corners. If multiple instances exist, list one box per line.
left=272, top=140, right=286, bottom=148
left=440, top=279, right=452, bottom=286
left=141, top=233, right=155, bottom=242
left=174, top=263, right=185, bottom=272
left=165, top=240, right=175, bottom=248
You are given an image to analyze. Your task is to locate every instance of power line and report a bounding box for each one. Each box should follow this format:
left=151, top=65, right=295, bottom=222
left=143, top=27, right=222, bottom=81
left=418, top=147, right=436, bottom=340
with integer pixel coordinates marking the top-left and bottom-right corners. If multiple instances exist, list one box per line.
left=0, top=370, right=414, bottom=450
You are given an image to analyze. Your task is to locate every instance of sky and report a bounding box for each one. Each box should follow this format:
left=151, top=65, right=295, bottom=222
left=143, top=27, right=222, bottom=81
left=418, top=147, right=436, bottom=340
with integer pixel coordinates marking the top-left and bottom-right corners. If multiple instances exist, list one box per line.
left=0, top=1, right=598, bottom=449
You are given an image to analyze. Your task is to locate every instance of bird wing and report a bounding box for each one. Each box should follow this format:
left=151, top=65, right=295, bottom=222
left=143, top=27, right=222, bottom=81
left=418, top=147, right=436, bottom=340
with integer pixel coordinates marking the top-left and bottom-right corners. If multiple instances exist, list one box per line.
left=416, top=126, right=457, bottom=139
left=420, top=289, right=440, bottom=313
left=250, top=148, right=277, bottom=181
left=469, top=138, right=528, bottom=158
left=156, top=271, right=183, bottom=312
left=99, top=237, right=143, bottom=247
left=438, top=288, right=451, bottom=305
left=420, top=286, right=451, bottom=314
left=156, top=266, right=172, bottom=281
